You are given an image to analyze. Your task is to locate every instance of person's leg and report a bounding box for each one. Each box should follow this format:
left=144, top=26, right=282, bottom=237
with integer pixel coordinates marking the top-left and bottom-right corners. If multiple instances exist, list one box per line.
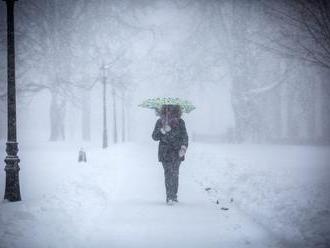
left=162, top=162, right=171, bottom=202
left=172, top=160, right=181, bottom=201
left=167, top=162, right=175, bottom=200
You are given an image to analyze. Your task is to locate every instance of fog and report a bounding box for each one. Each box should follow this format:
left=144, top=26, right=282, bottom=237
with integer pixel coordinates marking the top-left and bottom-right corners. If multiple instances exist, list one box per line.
left=0, top=0, right=328, bottom=145
left=0, top=0, right=330, bottom=247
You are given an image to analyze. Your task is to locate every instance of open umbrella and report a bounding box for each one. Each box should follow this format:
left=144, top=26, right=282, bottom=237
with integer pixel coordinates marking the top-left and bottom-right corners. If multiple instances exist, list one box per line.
left=138, top=97, right=195, bottom=113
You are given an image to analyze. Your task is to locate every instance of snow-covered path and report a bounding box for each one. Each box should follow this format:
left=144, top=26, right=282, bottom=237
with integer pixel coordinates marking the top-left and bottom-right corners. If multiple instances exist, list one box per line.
left=88, top=144, right=279, bottom=248
left=0, top=142, right=283, bottom=248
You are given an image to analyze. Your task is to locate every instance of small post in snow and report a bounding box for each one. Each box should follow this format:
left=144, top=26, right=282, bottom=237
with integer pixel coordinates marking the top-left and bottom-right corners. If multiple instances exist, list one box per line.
left=78, top=148, right=87, bottom=163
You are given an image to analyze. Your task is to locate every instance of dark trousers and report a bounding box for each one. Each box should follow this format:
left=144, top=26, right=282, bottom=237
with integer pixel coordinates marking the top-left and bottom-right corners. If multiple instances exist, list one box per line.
left=162, top=160, right=181, bottom=201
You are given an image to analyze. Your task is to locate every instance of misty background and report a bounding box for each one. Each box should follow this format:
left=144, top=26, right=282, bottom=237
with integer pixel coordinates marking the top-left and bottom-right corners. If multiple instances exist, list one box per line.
left=0, top=0, right=329, bottom=146
left=1, top=1, right=330, bottom=247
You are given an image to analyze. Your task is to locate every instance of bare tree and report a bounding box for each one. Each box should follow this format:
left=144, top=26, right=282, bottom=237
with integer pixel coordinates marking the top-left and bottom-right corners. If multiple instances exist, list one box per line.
left=264, top=0, right=330, bottom=70
left=2, top=0, right=90, bottom=141
left=189, top=0, right=308, bottom=143
left=261, top=0, right=330, bottom=143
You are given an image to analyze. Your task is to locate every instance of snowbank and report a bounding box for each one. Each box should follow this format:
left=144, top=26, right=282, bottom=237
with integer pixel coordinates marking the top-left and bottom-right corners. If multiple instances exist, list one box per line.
left=187, top=143, right=330, bottom=247
left=0, top=141, right=117, bottom=248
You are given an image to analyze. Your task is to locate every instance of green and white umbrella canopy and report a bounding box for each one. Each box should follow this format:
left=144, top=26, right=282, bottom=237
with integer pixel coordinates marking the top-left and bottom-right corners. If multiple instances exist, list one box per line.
left=138, top=97, right=195, bottom=113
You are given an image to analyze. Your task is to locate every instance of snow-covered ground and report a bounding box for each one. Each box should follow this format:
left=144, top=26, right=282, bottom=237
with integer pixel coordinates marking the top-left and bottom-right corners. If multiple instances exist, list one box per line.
left=0, top=141, right=329, bottom=248
left=188, top=143, right=330, bottom=248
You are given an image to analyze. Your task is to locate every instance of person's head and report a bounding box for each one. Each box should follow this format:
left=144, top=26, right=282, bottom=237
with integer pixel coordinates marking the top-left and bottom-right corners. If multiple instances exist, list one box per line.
left=160, top=105, right=182, bottom=119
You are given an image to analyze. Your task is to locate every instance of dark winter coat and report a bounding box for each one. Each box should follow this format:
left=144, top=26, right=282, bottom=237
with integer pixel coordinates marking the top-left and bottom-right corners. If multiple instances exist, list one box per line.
left=152, top=118, right=189, bottom=162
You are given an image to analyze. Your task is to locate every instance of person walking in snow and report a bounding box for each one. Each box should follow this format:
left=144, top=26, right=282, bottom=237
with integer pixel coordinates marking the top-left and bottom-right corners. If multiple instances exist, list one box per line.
left=152, top=105, right=189, bottom=205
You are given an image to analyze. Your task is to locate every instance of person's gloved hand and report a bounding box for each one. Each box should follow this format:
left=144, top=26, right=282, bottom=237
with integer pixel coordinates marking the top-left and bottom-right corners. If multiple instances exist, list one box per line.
left=160, top=124, right=171, bottom=134
left=164, top=124, right=171, bottom=132
left=178, top=145, right=187, bottom=158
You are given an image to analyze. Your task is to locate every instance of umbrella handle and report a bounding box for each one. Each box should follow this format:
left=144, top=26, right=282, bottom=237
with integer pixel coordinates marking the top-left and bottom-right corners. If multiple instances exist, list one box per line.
left=165, top=108, right=169, bottom=126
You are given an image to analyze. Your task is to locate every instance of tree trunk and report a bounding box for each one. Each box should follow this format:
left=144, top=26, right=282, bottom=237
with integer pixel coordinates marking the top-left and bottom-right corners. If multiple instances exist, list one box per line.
left=121, top=91, right=126, bottom=142
left=287, top=81, right=299, bottom=143
left=280, top=79, right=289, bottom=141
left=82, top=90, right=91, bottom=141
left=49, top=92, right=66, bottom=141
left=320, top=72, right=330, bottom=143
left=112, top=87, right=118, bottom=144
left=306, top=74, right=316, bottom=143
left=314, top=77, right=323, bottom=141
left=230, top=0, right=253, bottom=143
left=102, top=74, right=108, bottom=149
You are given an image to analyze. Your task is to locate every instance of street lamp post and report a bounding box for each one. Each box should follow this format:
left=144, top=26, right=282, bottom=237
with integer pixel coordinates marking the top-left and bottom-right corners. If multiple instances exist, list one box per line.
left=101, top=63, right=108, bottom=149
left=112, top=86, right=118, bottom=144
left=3, top=0, right=21, bottom=201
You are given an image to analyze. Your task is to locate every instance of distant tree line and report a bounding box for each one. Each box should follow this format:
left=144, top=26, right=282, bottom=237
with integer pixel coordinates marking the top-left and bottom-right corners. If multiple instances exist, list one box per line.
left=0, top=0, right=140, bottom=143
left=180, top=0, right=330, bottom=144
left=1, top=0, right=329, bottom=145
